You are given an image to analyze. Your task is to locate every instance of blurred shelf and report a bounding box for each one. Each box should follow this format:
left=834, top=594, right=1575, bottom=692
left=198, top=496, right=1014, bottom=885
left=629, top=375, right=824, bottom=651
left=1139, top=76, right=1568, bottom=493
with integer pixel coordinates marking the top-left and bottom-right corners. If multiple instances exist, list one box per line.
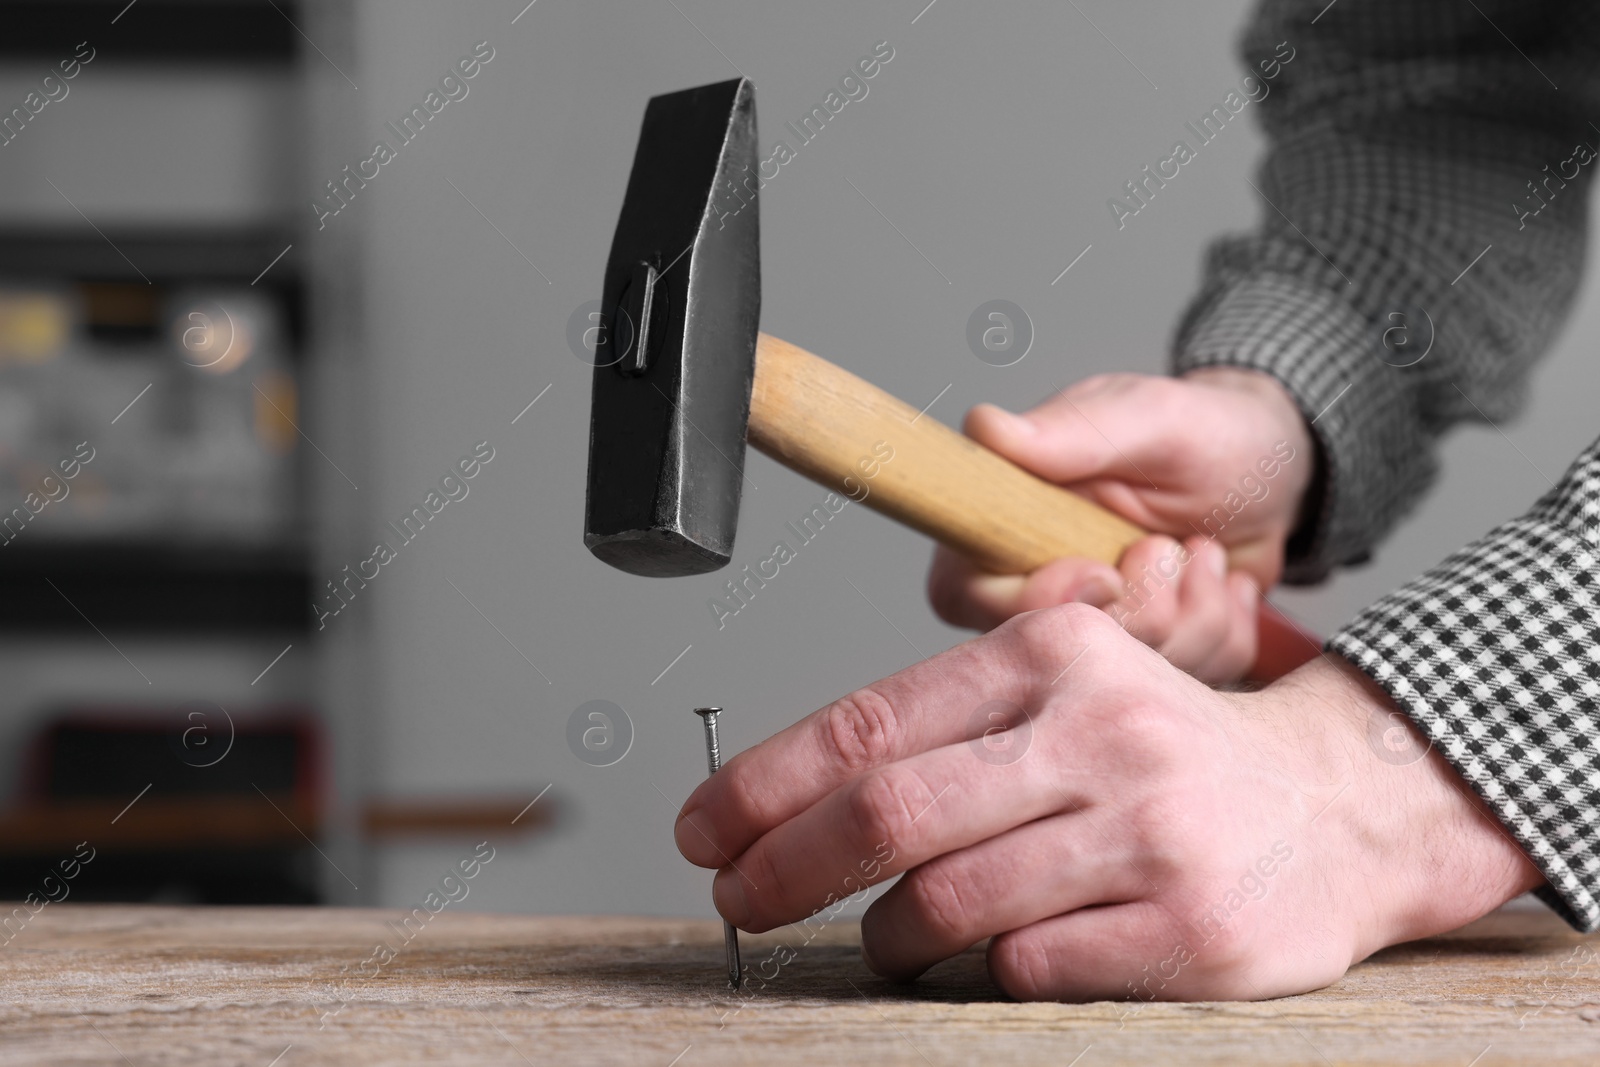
left=0, top=2, right=298, bottom=63
left=362, top=794, right=559, bottom=840
left=0, top=543, right=310, bottom=633
left=0, top=227, right=297, bottom=282
left=0, top=794, right=315, bottom=852
left=0, top=228, right=306, bottom=348
left=0, top=793, right=558, bottom=853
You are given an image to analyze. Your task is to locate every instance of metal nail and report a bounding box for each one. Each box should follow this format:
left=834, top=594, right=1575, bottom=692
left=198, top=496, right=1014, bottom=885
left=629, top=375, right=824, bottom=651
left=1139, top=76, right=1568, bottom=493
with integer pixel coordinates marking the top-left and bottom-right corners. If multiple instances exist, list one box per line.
left=693, top=706, right=742, bottom=989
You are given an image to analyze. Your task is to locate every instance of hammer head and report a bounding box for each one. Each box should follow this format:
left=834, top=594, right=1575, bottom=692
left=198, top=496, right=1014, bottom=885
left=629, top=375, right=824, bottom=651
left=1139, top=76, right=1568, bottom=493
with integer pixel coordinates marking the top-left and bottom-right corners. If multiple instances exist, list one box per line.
left=584, top=77, right=760, bottom=577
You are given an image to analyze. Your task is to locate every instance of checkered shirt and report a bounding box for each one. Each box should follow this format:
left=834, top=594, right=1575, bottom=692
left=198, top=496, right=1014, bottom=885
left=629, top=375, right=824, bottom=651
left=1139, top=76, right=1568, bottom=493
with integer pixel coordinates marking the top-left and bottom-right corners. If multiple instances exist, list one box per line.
left=1170, top=0, right=1600, bottom=928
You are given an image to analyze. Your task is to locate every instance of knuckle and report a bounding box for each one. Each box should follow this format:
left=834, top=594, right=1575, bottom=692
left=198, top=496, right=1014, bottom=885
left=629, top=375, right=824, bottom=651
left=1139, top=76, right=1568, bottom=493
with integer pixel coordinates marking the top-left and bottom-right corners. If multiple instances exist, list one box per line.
left=900, top=863, right=976, bottom=944
left=846, top=768, right=925, bottom=854
left=1006, top=602, right=1103, bottom=663
left=821, top=687, right=901, bottom=774
left=718, top=756, right=773, bottom=832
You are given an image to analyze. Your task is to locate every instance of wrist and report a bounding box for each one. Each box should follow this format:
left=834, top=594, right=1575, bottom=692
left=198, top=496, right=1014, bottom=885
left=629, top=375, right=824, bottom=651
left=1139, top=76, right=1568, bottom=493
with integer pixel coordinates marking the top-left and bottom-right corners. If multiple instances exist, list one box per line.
left=1263, top=654, right=1542, bottom=961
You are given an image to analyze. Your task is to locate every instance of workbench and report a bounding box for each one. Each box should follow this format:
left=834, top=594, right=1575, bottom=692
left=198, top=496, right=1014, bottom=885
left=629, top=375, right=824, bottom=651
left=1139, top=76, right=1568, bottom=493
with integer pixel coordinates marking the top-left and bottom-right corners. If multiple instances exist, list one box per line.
left=3, top=903, right=1597, bottom=1065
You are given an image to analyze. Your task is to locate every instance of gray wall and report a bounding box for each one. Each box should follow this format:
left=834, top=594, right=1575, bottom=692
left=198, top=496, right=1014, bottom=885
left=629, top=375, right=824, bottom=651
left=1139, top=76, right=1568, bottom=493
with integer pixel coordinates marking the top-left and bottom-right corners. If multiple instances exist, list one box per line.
left=312, top=0, right=1598, bottom=915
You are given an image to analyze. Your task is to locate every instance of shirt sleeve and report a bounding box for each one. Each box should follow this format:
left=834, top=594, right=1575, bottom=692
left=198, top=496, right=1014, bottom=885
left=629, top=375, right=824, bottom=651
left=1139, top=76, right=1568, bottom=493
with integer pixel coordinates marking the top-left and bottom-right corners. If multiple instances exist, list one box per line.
left=1170, top=0, right=1600, bottom=582
left=1328, top=435, right=1600, bottom=930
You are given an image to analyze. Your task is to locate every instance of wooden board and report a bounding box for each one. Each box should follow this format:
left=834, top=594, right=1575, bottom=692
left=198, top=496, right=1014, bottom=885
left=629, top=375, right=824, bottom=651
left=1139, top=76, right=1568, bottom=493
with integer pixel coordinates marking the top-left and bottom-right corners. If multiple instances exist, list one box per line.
left=2, top=902, right=1598, bottom=1065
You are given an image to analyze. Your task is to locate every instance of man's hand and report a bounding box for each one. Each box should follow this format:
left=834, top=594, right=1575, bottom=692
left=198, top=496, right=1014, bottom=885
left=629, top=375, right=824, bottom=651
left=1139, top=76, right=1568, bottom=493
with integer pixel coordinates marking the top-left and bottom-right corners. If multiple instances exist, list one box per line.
left=927, top=369, right=1314, bottom=683
left=675, top=606, right=1541, bottom=1000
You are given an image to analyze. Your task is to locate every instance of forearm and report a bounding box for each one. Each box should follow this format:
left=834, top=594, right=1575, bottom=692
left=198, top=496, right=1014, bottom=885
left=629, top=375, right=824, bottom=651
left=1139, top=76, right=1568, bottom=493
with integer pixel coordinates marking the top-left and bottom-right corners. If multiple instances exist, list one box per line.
left=1173, top=0, right=1599, bottom=581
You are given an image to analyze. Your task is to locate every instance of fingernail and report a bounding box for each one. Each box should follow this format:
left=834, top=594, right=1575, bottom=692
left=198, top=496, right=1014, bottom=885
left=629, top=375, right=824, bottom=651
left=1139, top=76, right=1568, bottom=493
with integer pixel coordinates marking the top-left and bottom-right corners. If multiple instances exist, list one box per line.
left=674, top=809, right=719, bottom=866
left=713, top=869, right=751, bottom=928
left=1207, top=543, right=1227, bottom=579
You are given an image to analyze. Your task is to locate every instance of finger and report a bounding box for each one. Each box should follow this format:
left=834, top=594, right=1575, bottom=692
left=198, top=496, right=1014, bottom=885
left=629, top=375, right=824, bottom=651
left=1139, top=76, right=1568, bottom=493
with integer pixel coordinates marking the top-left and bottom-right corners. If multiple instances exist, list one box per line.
left=675, top=612, right=1096, bottom=868
left=1205, top=573, right=1261, bottom=685
left=1154, top=538, right=1232, bottom=672
left=1013, top=557, right=1124, bottom=616
left=1103, top=536, right=1185, bottom=648
left=929, top=547, right=1123, bottom=632
left=926, top=546, right=1023, bottom=630
left=859, top=813, right=1149, bottom=981
left=986, top=901, right=1182, bottom=1002
left=987, top=898, right=1300, bottom=1001
left=710, top=735, right=1075, bottom=933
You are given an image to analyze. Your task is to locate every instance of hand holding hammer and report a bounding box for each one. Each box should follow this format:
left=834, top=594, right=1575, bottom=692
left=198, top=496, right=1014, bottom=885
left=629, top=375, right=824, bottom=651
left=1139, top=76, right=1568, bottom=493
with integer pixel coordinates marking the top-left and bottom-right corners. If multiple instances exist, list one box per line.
left=583, top=78, right=1318, bottom=683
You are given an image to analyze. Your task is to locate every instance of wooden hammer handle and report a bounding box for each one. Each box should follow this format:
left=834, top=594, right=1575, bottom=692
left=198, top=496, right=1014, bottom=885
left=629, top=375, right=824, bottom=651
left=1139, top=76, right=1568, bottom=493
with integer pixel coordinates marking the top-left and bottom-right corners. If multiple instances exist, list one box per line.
left=748, top=333, right=1143, bottom=571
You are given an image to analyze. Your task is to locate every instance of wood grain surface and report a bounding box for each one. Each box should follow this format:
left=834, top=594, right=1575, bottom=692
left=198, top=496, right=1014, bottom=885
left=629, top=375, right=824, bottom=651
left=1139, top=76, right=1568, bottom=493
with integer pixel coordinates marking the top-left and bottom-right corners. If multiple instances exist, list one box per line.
left=3, top=903, right=1598, bottom=1066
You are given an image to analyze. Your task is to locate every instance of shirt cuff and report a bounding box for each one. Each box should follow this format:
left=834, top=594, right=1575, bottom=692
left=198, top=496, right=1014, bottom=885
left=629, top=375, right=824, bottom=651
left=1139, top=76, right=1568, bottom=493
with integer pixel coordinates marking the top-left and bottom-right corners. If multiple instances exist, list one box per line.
left=1171, top=272, right=1433, bottom=584
left=1326, top=443, right=1600, bottom=931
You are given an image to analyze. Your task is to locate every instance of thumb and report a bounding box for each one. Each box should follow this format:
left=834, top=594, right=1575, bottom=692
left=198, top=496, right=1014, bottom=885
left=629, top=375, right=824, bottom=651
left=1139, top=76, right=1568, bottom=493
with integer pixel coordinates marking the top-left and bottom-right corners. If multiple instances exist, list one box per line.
left=963, top=400, right=1120, bottom=486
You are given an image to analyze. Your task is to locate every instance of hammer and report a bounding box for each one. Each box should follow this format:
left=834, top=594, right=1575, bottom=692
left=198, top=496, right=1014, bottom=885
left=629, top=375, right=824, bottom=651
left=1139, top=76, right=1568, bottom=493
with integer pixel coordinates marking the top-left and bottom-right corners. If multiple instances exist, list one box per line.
left=583, top=78, right=1317, bottom=683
